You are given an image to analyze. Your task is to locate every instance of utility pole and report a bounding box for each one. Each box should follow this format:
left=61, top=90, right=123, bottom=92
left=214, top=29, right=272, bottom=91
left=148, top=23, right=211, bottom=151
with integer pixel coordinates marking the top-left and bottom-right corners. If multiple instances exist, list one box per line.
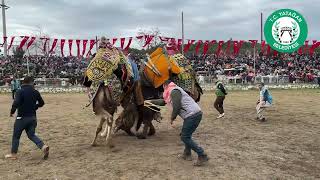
left=260, top=12, right=263, bottom=42
left=181, top=11, right=184, bottom=55
left=1, top=0, right=9, bottom=57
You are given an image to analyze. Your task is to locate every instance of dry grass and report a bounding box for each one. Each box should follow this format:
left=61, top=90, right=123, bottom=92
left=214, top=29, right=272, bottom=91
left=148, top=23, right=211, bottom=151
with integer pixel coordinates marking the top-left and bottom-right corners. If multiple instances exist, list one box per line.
left=0, top=89, right=319, bottom=180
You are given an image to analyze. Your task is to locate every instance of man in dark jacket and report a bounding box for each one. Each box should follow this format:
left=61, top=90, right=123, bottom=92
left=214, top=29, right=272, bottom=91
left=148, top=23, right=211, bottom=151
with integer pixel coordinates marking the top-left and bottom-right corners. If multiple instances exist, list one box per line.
left=214, top=81, right=227, bottom=118
left=5, top=76, right=49, bottom=160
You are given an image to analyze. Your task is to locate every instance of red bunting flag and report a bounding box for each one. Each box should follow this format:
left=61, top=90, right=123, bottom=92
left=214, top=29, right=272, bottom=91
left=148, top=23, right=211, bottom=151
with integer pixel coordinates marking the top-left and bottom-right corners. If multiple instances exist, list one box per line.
left=177, top=39, right=183, bottom=52
left=76, top=40, right=81, bottom=57
left=124, top=37, right=133, bottom=51
left=310, top=40, right=320, bottom=55
left=82, top=40, right=88, bottom=56
left=225, top=41, right=231, bottom=55
left=60, top=39, right=66, bottom=57
left=26, top=37, right=36, bottom=50
left=267, top=44, right=271, bottom=55
left=273, top=50, right=278, bottom=57
left=112, top=38, right=117, bottom=45
left=304, top=40, right=309, bottom=54
left=233, top=40, right=244, bottom=55
left=49, top=39, right=58, bottom=53
left=0, top=36, right=7, bottom=47
left=202, top=40, right=210, bottom=55
left=216, top=41, right=224, bottom=56
left=68, top=39, right=73, bottom=56
left=249, top=40, right=258, bottom=48
left=143, top=35, right=155, bottom=48
left=18, top=36, right=30, bottom=49
left=120, top=38, right=126, bottom=49
left=8, top=36, right=15, bottom=50
left=195, top=40, right=203, bottom=54
left=183, top=40, right=195, bottom=53
left=159, top=36, right=170, bottom=43
left=86, top=39, right=97, bottom=56
left=298, top=47, right=303, bottom=55
left=40, top=38, right=50, bottom=53
left=261, top=41, right=266, bottom=54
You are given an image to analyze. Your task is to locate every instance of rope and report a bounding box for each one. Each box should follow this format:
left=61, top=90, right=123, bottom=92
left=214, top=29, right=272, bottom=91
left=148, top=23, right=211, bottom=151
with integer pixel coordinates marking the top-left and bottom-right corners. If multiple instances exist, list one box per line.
left=144, top=100, right=161, bottom=113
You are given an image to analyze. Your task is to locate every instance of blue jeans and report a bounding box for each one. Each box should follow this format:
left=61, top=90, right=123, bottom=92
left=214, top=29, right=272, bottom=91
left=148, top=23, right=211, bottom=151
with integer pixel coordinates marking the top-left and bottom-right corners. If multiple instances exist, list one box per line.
left=181, top=112, right=205, bottom=156
left=11, top=116, right=44, bottom=153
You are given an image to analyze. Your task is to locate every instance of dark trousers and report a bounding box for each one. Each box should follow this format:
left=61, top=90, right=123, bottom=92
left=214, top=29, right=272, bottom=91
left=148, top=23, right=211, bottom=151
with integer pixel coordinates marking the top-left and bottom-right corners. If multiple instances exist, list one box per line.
left=11, top=116, right=44, bottom=154
left=181, top=112, right=205, bottom=156
left=12, top=90, right=16, bottom=100
left=214, top=96, right=225, bottom=114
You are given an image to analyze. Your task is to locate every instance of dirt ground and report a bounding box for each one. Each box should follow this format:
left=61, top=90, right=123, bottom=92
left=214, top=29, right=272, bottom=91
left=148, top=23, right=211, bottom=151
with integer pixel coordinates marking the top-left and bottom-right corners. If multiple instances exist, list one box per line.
left=0, top=90, right=319, bottom=180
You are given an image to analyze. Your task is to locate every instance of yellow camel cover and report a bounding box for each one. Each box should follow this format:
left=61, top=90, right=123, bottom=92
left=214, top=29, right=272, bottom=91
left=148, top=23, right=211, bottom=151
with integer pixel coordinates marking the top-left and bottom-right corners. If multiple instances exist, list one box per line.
left=144, top=47, right=182, bottom=88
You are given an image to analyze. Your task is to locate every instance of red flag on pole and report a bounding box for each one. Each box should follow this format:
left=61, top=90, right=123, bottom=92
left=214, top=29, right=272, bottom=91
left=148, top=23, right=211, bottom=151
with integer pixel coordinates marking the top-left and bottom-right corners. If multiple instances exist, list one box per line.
left=76, top=40, right=81, bottom=57
left=304, top=40, right=309, bottom=54
left=82, top=40, right=88, bottom=56
left=68, top=39, right=73, bottom=56
left=26, top=37, right=36, bottom=49
left=226, top=41, right=231, bottom=55
left=8, top=36, right=15, bottom=50
left=120, top=38, right=126, bottom=49
left=159, top=36, right=170, bottom=43
left=60, top=39, right=66, bottom=57
left=233, top=40, right=244, bottom=55
left=49, top=39, right=58, bottom=53
left=18, top=36, right=30, bottom=49
left=309, top=40, right=320, bottom=56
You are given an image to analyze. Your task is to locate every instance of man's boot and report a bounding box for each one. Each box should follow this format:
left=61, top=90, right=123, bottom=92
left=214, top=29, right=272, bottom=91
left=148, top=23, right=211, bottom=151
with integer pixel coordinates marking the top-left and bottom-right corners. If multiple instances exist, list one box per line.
left=194, top=154, right=209, bottom=166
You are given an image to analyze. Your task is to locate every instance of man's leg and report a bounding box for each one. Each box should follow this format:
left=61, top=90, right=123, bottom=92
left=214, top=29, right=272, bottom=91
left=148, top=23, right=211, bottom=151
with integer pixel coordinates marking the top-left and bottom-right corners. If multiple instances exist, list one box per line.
left=180, top=114, right=205, bottom=156
left=25, top=118, right=44, bottom=149
left=256, top=103, right=265, bottom=120
left=12, top=90, right=16, bottom=100
left=11, top=119, right=25, bottom=154
left=218, top=96, right=225, bottom=114
left=214, top=98, right=220, bottom=113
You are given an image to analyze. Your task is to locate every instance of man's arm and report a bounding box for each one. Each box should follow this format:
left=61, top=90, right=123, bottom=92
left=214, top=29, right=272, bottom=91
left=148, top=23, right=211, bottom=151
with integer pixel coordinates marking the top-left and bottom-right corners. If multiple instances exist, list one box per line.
left=170, top=89, right=182, bottom=122
left=36, top=91, right=45, bottom=109
left=10, top=90, right=22, bottom=115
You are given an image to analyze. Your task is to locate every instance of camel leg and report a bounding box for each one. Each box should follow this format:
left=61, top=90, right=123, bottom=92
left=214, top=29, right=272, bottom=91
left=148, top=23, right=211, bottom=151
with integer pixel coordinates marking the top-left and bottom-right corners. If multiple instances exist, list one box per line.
left=130, top=115, right=139, bottom=136
left=148, top=122, right=156, bottom=136
left=105, top=116, right=115, bottom=148
left=137, top=121, right=150, bottom=139
left=91, top=117, right=106, bottom=146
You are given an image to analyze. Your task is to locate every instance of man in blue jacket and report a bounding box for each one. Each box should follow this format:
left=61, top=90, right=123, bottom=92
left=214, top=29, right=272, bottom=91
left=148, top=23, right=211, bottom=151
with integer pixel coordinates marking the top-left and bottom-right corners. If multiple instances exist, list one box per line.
left=256, top=83, right=273, bottom=121
left=10, top=77, right=21, bottom=100
left=5, top=76, right=49, bottom=160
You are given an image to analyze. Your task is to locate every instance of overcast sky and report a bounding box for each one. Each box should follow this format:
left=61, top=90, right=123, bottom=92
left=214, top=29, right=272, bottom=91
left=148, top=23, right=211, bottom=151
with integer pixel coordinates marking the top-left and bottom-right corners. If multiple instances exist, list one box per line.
left=2, top=0, right=320, bottom=41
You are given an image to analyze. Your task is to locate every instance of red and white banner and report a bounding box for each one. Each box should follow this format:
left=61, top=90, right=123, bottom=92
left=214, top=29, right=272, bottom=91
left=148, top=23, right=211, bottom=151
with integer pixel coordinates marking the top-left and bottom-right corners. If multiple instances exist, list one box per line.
left=86, top=39, right=96, bottom=56
left=216, top=41, right=224, bottom=56
left=195, top=40, right=203, bottom=54
left=40, top=38, right=50, bottom=53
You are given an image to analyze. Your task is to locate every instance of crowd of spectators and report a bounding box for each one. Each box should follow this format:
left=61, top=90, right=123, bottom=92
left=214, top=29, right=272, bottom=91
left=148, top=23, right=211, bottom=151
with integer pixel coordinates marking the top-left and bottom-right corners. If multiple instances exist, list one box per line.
left=1, top=52, right=320, bottom=86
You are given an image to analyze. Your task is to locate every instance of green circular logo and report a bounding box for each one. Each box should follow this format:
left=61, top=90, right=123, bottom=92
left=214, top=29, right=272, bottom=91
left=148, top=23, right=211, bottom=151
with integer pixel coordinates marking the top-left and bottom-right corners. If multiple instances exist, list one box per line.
left=264, top=9, right=308, bottom=53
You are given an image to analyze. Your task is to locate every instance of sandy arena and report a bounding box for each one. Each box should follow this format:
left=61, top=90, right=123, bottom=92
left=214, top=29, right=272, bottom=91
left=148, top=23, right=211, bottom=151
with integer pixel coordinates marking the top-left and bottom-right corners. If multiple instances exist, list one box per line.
left=0, top=90, right=319, bottom=180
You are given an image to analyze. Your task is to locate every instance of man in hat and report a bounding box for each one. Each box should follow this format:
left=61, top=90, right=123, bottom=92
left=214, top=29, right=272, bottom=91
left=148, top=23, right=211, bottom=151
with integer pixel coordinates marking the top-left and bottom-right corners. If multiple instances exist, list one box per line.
left=256, top=82, right=273, bottom=121
left=162, top=80, right=209, bottom=166
left=5, top=76, right=49, bottom=160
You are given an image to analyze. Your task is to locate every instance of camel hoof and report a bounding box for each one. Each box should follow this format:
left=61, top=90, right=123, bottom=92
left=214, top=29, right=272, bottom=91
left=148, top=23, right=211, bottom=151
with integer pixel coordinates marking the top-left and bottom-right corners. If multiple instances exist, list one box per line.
left=91, top=142, right=98, bottom=147
left=137, top=135, right=147, bottom=139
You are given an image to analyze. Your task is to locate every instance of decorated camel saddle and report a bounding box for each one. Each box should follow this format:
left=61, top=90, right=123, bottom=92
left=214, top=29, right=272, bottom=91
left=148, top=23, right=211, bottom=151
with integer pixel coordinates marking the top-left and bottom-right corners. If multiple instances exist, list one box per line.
left=84, top=37, right=134, bottom=105
left=143, top=45, right=202, bottom=96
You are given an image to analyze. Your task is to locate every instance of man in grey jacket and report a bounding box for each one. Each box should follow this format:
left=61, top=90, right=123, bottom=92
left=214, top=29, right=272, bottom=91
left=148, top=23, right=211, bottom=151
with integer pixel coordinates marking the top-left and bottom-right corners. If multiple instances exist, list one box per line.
left=162, top=80, right=209, bottom=166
